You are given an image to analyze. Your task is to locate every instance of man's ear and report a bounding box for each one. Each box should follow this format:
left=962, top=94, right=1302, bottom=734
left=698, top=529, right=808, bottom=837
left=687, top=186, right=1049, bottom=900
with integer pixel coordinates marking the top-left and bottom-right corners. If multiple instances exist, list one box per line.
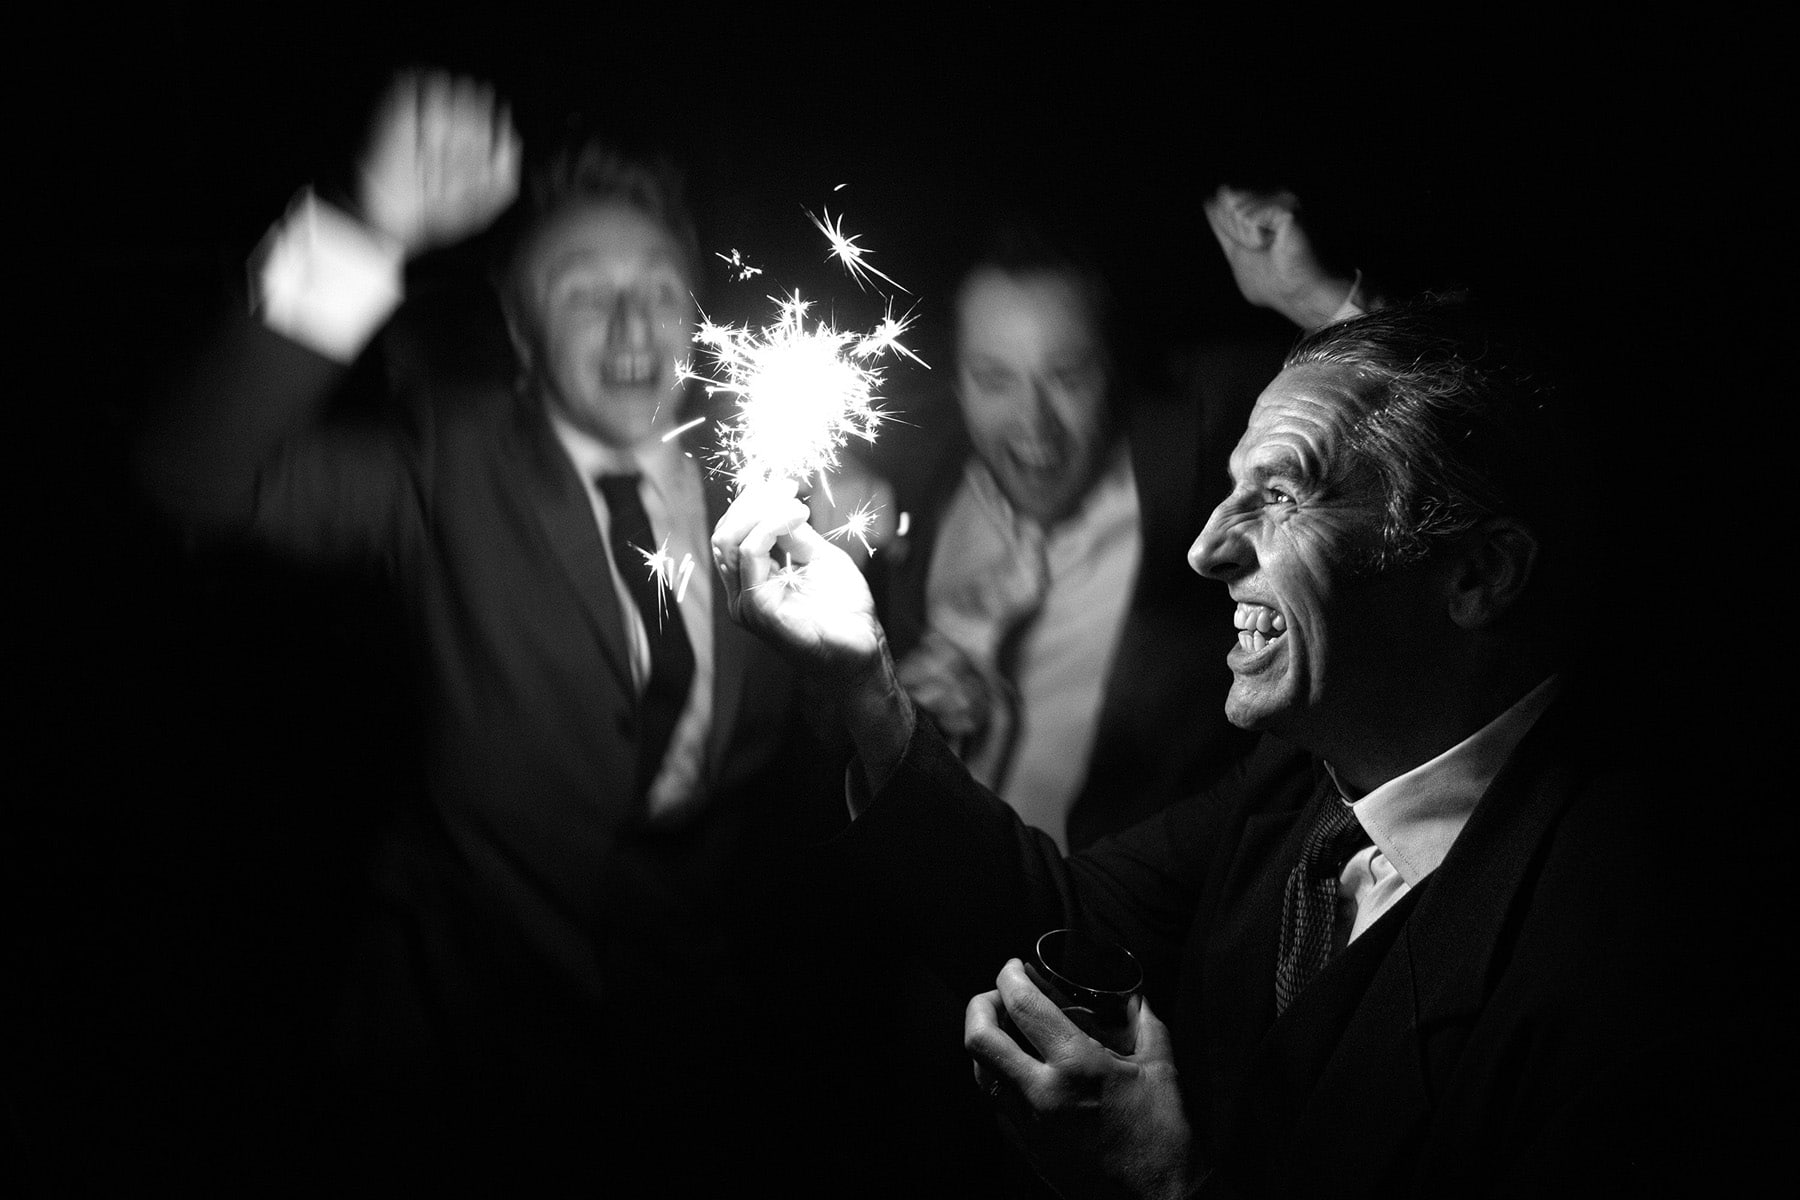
left=1445, top=517, right=1539, bottom=629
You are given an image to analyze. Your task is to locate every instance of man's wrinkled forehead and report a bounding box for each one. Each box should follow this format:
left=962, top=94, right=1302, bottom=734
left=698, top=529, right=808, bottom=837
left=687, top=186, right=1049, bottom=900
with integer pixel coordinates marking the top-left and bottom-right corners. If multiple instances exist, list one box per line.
left=1235, top=364, right=1379, bottom=486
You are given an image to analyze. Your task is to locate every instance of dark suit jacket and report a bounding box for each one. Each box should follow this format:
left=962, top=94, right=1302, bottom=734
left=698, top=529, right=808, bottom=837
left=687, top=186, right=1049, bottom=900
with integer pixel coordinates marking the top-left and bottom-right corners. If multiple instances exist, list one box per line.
left=137, top=311, right=833, bottom=1179
left=831, top=685, right=1745, bottom=1195
left=882, top=380, right=1262, bottom=851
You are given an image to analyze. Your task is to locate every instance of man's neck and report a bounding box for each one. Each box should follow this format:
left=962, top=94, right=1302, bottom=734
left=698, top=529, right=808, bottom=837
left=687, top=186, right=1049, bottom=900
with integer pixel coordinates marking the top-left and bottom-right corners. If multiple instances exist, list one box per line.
left=1315, top=665, right=1556, bottom=798
left=548, top=408, right=682, bottom=478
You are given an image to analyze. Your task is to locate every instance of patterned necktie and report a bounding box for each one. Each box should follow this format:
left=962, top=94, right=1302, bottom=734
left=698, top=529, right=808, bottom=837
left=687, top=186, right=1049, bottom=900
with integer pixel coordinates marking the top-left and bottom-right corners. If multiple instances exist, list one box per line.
left=1274, top=777, right=1373, bottom=1016
left=597, top=473, right=696, bottom=805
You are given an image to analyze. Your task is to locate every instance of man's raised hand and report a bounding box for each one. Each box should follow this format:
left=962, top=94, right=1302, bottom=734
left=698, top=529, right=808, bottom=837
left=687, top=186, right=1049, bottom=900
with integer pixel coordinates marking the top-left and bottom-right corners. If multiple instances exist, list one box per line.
left=710, top=478, right=885, bottom=682
left=358, top=70, right=522, bottom=257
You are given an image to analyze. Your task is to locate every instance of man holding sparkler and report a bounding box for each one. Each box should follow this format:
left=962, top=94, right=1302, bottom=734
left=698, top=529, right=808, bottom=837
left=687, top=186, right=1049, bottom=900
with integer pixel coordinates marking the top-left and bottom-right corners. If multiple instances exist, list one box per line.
left=137, top=71, right=855, bottom=1185
left=713, top=299, right=1731, bottom=1196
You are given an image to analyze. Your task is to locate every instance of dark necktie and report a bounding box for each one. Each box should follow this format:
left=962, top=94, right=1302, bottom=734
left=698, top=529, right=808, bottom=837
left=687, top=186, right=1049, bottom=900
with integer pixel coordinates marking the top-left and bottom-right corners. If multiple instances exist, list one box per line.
left=1274, top=777, right=1373, bottom=1016
left=597, top=472, right=696, bottom=805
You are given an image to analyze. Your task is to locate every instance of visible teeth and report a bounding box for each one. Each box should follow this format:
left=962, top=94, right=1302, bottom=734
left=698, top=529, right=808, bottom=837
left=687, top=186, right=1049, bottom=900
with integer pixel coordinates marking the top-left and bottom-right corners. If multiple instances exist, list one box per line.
left=1011, top=442, right=1059, bottom=470
left=602, top=355, right=658, bottom=385
left=1234, top=602, right=1285, bottom=637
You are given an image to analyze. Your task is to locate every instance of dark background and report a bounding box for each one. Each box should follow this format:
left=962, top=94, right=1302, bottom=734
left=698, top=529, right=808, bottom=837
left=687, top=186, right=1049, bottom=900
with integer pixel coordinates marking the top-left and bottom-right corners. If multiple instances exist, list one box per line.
left=15, top=5, right=1778, bottom=1191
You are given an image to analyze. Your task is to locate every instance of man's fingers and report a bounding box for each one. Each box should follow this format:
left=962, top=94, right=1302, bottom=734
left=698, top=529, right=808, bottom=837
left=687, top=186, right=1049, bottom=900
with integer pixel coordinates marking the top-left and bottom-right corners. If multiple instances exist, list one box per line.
left=711, top=480, right=807, bottom=613
left=964, top=984, right=1045, bottom=1096
left=711, top=480, right=802, bottom=568
left=1129, top=992, right=1171, bottom=1059
left=995, top=958, right=1087, bottom=1061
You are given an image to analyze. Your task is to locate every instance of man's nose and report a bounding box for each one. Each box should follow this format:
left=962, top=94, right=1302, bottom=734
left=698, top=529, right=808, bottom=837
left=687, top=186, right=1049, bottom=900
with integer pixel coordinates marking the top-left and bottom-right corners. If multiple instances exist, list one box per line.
left=1023, top=379, right=1059, bottom=435
left=1189, top=503, right=1248, bottom=581
left=606, top=293, right=653, bottom=345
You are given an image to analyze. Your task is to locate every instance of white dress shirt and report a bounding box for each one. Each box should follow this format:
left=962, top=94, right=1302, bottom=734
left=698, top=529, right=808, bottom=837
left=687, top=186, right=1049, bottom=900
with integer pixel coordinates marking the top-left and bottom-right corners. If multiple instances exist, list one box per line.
left=1329, top=675, right=1562, bottom=947
left=549, top=418, right=716, bottom=821
left=924, top=444, right=1141, bottom=852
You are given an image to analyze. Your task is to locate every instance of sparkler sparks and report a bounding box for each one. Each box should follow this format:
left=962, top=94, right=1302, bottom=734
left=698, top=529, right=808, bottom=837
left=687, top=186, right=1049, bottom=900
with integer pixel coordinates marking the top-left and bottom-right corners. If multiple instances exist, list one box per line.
left=683, top=291, right=915, bottom=492
left=825, top=501, right=881, bottom=557
left=661, top=203, right=923, bottom=604
left=752, top=552, right=808, bottom=595
left=714, top=248, right=763, bottom=281
left=637, top=539, right=699, bottom=612
left=805, top=207, right=910, bottom=294
left=661, top=415, right=707, bottom=443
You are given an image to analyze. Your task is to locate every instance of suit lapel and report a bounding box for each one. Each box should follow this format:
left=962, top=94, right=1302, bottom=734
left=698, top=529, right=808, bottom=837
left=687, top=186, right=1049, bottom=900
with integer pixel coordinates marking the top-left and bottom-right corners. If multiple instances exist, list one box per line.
left=1392, top=693, right=1588, bottom=1070
left=512, top=406, right=636, bottom=695
left=1216, top=695, right=1591, bottom=1191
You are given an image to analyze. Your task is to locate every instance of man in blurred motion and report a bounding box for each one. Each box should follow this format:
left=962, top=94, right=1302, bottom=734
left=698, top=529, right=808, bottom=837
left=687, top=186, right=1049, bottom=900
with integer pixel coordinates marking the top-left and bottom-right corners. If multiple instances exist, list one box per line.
left=137, top=72, right=850, bottom=1186
left=888, top=228, right=1256, bottom=854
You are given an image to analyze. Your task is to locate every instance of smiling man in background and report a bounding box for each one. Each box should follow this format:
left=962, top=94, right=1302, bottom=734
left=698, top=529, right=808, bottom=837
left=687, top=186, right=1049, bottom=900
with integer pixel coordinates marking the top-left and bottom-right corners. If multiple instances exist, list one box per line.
left=888, top=226, right=1255, bottom=855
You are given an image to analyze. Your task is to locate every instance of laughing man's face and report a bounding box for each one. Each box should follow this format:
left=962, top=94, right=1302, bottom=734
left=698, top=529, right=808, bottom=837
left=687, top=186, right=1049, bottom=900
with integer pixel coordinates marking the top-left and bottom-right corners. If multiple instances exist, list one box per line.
left=953, top=269, right=1112, bottom=524
left=517, top=199, right=696, bottom=449
left=1187, top=363, right=1451, bottom=754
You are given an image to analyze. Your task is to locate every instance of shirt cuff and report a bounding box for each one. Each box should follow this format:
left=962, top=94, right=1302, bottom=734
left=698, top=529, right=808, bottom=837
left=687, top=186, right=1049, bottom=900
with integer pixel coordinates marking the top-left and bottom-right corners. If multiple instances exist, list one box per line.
left=251, top=189, right=404, bottom=363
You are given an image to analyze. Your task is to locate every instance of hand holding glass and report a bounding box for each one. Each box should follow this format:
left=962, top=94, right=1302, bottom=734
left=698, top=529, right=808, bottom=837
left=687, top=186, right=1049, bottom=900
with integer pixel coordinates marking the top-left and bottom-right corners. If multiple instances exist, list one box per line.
left=1003, top=928, right=1144, bottom=1056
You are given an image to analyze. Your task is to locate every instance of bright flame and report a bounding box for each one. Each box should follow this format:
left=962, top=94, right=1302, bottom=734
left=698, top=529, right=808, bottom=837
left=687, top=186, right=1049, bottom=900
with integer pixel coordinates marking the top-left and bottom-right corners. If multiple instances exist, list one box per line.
left=684, top=292, right=915, bottom=491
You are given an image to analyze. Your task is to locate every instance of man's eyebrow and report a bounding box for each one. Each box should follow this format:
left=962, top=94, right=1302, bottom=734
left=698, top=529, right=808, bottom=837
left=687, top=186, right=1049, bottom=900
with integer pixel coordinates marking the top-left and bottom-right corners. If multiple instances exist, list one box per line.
left=1230, top=449, right=1317, bottom=488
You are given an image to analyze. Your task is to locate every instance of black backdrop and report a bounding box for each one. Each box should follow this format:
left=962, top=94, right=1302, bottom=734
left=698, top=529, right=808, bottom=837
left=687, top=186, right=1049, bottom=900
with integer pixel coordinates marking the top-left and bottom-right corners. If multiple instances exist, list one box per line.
left=16, top=5, right=1780, bottom=1191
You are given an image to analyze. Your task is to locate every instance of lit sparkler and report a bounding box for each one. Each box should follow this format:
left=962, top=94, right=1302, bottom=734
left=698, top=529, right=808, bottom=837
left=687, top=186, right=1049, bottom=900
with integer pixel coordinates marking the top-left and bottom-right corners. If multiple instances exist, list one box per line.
left=664, top=203, right=924, bottom=600
left=683, top=291, right=915, bottom=493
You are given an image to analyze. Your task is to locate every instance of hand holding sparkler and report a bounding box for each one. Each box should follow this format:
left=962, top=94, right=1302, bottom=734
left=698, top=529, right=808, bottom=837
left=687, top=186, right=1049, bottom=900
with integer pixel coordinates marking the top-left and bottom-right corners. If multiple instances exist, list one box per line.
left=712, top=479, right=915, bottom=792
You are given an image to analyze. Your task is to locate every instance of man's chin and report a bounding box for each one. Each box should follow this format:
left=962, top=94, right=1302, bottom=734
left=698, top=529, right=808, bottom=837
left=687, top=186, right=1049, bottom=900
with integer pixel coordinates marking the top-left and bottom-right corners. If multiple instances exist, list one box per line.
left=1223, top=682, right=1289, bottom=733
left=555, top=391, right=676, bottom=450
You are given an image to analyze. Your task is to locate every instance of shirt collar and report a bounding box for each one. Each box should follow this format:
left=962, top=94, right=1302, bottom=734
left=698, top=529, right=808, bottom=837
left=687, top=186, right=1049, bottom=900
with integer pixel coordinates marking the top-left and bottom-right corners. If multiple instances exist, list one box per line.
left=1326, top=675, right=1562, bottom=887
left=548, top=411, right=685, bottom=501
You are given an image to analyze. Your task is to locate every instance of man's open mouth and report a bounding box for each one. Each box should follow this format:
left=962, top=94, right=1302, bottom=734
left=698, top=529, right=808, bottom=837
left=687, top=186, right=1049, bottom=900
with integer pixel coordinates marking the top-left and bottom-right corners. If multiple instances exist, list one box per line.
left=1234, top=601, right=1287, bottom=653
left=1005, top=433, right=1069, bottom=475
left=601, top=353, right=661, bottom=387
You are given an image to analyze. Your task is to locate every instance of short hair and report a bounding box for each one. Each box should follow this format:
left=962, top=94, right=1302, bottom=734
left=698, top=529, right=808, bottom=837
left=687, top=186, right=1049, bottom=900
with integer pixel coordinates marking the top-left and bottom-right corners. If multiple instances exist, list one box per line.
left=497, top=137, right=703, bottom=318
left=1283, top=297, right=1588, bottom=582
left=954, top=219, right=1114, bottom=361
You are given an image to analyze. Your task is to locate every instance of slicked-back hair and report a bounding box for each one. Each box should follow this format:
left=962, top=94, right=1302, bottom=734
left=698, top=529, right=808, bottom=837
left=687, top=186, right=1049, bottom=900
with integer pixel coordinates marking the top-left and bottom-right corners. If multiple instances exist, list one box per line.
left=1284, top=297, right=1590, bottom=589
